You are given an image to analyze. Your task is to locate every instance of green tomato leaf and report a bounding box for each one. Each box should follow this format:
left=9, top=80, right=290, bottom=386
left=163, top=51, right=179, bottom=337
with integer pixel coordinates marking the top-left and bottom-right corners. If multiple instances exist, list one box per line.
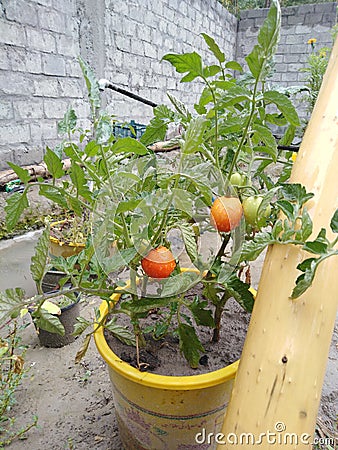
left=58, top=107, right=77, bottom=135
left=167, top=93, right=192, bottom=120
left=279, top=124, right=296, bottom=147
left=70, top=163, right=92, bottom=200
left=7, top=162, right=30, bottom=184
left=182, top=116, right=207, bottom=154
left=162, top=52, right=203, bottom=82
left=39, top=184, right=68, bottom=209
left=189, top=297, right=215, bottom=327
left=84, top=141, right=100, bottom=157
left=253, top=124, right=277, bottom=162
left=276, top=200, right=295, bottom=221
left=116, top=199, right=140, bottom=214
left=30, top=227, right=50, bottom=285
left=35, top=309, right=65, bottom=336
left=176, top=222, right=198, bottom=263
left=263, top=90, right=300, bottom=127
left=203, top=65, right=221, bottom=78
left=291, top=258, right=318, bottom=299
left=96, top=115, right=113, bottom=144
left=201, top=33, right=225, bottom=63
left=102, top=248, right=137, bottom=273
left=225, top=61, right=243, bottom=72
left=303, top=241, right=328, bottom=255
left=330, top=209, right=338, bottom=233
left=112, top=137, right=148, bottom=155
left=121, top=297, right=174, bottom=315
left=161, top=272, right=198, bottom=298
left=78, top=56, right=100, bottom=109
left=73, top=317, right=91, bottom=336
left=297, top=208, right=313, bottom=241
left=245, top=0, right=281, bottom=81
left=297, top=257, right=317, bottom=272
left=44, top=147, right=64, bottom=179
left=104, top=318, right=136, bottom=346
left=218, top=85, right=252, bottom=108
left=140, top=117, right=168, bottom=146
left=280, top=184, right=314, bottom=208
left=240, top=231, right=274, bottom=262
left=224, top=276, right=255, bottom=313
left=178, top=323, right=204, bottom=368
left=0, top=288, right=26, bottom=322
left=5, top=191, right=29, bottom=230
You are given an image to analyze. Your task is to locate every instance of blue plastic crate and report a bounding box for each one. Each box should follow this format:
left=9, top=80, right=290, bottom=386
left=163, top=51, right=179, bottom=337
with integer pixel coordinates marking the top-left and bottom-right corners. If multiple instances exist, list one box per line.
left=113, top=120, right=146, bottom=140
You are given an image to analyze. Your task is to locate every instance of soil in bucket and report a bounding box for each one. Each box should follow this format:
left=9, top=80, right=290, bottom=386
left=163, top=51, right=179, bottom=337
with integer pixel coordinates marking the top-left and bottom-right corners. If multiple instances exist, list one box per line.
left=104, top=284, right=251, bottom=375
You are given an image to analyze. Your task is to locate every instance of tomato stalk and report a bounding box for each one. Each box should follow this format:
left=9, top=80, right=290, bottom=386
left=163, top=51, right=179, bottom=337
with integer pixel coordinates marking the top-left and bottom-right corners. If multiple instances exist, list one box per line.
left=226, top=72, right=260, bottom=181
left=212, top=291, right=230, bottom=343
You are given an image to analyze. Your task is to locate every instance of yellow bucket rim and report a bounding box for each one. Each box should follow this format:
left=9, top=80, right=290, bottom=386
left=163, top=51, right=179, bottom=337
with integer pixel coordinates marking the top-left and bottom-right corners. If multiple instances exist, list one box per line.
left=49, top=219, right=86, bottom=248
left=94, top=268, right=255, bottom=390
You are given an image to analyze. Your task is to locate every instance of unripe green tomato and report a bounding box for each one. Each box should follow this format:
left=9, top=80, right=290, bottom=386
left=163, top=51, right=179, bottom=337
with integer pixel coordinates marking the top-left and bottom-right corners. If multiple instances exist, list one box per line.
left=242, top=196, right=271, bottom=228
left=230, top=172, right=246, bottom=187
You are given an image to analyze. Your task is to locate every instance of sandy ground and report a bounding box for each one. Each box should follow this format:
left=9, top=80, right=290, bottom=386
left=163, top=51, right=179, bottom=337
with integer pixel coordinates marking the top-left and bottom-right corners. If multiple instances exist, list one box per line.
left=5, top=301, right=123, bottom=450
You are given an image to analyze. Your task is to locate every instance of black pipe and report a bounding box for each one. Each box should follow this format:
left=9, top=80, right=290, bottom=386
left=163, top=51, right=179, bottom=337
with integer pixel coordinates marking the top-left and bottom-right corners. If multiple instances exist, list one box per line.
left=100, top=80, right=158, bottom=108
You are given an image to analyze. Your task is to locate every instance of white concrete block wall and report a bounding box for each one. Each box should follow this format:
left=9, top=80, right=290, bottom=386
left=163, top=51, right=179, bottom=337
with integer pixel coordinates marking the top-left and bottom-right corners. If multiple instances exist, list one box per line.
left=0, top=1, right=336, bottom=168
left=0, top=0, right=84, bottom=169
left=102, top=0, right=237, bottom=125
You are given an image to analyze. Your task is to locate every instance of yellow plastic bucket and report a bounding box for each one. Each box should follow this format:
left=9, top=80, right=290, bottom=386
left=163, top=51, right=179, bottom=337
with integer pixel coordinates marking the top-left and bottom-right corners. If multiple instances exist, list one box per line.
left=49, top=219, right=85, bottom=258
left=94, top=288, right=240, bottom=450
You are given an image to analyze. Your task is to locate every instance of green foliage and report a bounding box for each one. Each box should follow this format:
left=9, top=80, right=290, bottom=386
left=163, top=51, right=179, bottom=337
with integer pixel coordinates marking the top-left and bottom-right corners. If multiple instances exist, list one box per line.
left=301, top=45, right=331, bottom=112
left=1, top=0, right=337, bottom=371
left=245, top=0, right=281, bottom=81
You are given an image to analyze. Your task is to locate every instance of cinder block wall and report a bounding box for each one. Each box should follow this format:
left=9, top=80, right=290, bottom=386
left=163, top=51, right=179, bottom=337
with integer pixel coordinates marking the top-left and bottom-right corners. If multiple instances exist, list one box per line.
left=0, top=1, right=336, bottom=169
left=0, top=0, right=86, bottom=168
left=0, top=0, right=237, bottom=169
left=101, top=0, right=237, bottom=123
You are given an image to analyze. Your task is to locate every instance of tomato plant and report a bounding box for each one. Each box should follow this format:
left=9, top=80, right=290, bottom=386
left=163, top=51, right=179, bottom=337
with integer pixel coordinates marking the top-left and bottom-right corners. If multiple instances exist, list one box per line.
left=1, top=0, right=337, bottom=371
left=210, top=196, right=243, bottom=232
left=141, top=246, right=176, bottom=279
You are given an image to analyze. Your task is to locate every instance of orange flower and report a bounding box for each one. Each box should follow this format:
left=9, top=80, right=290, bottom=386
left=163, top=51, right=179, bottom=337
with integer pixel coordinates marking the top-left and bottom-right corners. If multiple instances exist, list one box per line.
left=307, top=38, right=317, bottom=45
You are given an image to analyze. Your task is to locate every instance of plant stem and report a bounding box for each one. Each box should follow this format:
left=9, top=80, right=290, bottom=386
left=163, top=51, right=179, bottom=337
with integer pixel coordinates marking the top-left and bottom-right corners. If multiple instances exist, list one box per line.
left=227, top=76, right=260, bottom=181
left=205, top=78, right=221, bottom=171
left=212, top=291, right=230, bottom=343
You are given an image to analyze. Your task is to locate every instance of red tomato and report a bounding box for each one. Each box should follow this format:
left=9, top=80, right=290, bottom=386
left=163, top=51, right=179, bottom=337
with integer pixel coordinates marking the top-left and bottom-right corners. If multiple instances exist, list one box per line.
left=141, top=246, right=176, bottom=279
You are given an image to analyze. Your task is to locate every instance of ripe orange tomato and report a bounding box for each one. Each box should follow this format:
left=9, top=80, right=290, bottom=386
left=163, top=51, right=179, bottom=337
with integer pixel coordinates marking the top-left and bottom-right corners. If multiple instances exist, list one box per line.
left=141, top=246, right=176, bottom=279
left=210, top=196, right=243, bottom=232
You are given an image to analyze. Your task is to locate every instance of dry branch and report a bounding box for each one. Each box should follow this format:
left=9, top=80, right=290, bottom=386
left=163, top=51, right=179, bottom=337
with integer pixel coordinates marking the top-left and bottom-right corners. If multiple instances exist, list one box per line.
left=0, top=159, right=72, bottom=187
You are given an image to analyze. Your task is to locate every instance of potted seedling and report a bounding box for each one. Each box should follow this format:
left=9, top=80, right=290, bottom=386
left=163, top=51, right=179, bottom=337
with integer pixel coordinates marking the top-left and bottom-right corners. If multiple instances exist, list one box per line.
left=20, top=229, right=82, bottom=348
left=49, top=214, right=89, bottom=258
left=1, top=1, right=338, bottom=448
